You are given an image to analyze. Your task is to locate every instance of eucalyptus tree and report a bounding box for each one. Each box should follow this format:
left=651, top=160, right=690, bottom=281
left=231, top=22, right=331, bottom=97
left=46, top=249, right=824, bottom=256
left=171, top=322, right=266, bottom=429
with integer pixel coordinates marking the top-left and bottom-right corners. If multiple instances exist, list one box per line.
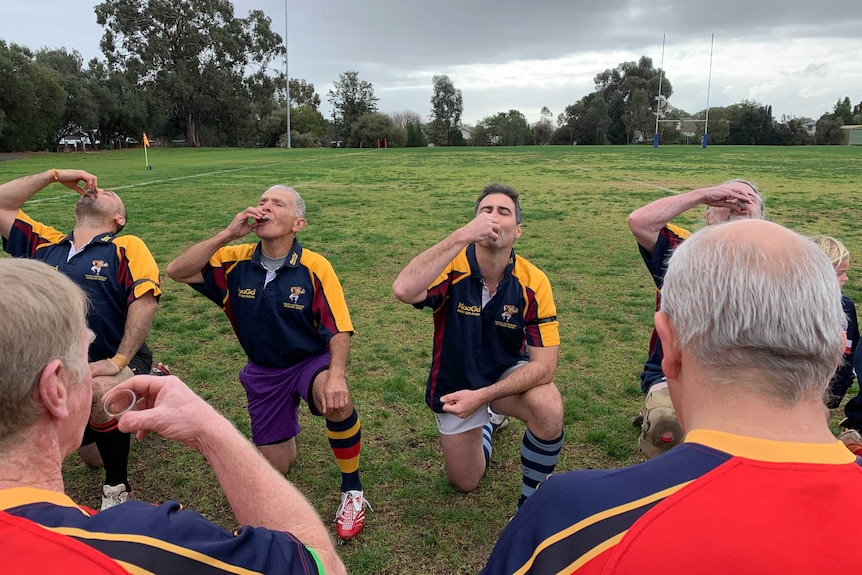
left=0, top=41, right=65, bottom=151
left=96, top=0, right=284, bottom=146
left=428, top=74, right=463, bottom=146
left=35, top=49, right=99, bottom=149
left=594, top=56, right=671, bottom=144
left=327, top=71, right=378, bottom=145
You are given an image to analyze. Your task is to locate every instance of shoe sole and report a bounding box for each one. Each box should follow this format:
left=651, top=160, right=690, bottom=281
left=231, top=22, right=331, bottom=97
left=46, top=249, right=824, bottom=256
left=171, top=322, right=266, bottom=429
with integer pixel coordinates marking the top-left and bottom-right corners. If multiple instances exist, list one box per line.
left=638, top=407, right=682, bottom=459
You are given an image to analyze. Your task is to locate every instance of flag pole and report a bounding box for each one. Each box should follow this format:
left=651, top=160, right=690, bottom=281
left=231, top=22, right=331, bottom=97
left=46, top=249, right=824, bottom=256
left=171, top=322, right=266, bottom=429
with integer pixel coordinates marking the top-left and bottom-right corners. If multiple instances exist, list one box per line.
left=143, top=133, right=152, bottom=170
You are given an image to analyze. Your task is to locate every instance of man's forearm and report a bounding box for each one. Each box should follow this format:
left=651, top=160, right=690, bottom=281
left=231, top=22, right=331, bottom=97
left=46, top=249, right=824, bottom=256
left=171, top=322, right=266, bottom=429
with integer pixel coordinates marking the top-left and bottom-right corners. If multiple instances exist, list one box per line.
left=0, top=171, right=53, bottom=238
left=115, top=293, right=159, bottom=360
left=627, top=189, right=707, bottom=251
left=392, top=230, right=468, bottom=303
left=166, top=231, right=235, bottom=284
left=0, top=171, right=52, bottom=209
left=327, top=332, right=351, bottom=378
left=482, top=359, right=555, bottom=403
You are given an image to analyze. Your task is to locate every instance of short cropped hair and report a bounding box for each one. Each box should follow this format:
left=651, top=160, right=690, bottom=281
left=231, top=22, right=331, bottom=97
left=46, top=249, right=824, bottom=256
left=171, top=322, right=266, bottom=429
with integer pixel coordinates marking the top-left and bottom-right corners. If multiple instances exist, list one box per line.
left=661, top=222, right=845, bottom=405
left=0, top=259, right=90, bottom=444
left=268, top=185, right=306, bottom=218
left=810, top=235, right=850, bottom=267
left=475, top=183, right=522, bottom=224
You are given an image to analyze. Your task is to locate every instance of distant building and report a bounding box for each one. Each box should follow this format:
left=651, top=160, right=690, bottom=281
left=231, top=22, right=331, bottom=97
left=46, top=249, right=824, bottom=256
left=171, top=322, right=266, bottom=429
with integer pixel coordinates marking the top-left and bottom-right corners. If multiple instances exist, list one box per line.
left=840, top=125, right=862, bottom=145
left=804, top=121, right=817, bottom=136
left=57, top=134, right=98, bottom=153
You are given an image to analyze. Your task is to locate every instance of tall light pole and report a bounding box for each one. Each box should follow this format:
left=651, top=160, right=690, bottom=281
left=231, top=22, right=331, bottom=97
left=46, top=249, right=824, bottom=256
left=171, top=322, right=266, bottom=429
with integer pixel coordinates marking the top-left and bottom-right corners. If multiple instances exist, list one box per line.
left=653, top=33, right=666, bottom=149
left=284, top=0, right=291, bottom=148
left=703, top=33, right=714, bottom=149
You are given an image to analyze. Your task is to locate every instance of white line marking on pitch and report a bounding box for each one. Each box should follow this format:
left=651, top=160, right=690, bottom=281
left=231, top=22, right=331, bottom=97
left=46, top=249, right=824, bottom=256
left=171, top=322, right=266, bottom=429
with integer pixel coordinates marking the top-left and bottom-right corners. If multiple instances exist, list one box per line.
left=26, top=152, right=370, bottom=204
left=621, top=178, right=678, bottom=193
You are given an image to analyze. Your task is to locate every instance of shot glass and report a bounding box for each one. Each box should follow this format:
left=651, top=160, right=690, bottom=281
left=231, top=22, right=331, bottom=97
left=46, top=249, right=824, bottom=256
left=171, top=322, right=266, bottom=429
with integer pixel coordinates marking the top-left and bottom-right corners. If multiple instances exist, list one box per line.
left=103, top=387, right=144, bottom=418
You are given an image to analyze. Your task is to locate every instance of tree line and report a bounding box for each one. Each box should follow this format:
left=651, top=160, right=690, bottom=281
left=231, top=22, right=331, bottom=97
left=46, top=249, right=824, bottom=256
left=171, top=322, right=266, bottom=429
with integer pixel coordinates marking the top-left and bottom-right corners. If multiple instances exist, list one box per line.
left=2, top=0, right=860, bottom=152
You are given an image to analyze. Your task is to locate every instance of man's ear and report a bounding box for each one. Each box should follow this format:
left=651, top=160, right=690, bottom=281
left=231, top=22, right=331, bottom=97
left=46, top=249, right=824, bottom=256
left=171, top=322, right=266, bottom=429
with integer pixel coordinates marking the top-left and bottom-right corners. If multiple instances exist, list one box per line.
left=655, top=311, right=681, bottom=379
left=293, top=217, right=307, bottom=233
left=37, top=359, right=70, bottom=419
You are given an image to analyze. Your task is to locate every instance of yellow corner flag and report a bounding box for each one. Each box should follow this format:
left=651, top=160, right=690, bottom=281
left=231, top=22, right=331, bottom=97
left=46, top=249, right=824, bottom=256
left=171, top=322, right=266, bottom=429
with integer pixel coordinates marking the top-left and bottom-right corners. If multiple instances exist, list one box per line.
left=143, top=133, right=152, bottom=170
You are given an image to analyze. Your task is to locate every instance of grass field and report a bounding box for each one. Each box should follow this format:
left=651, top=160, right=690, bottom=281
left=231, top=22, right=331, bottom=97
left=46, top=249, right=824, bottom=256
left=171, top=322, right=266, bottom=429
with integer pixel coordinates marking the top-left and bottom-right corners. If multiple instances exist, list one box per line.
left=2, top=144, right=861, bottom=574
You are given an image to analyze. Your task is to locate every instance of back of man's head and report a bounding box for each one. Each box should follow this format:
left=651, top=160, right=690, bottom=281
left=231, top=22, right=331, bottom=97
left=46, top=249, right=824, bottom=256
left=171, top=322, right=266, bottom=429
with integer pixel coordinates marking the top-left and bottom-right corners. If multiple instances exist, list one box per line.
left=660, top=219, right=845, bottom=405
left=0, top=259, right=89, bottom=444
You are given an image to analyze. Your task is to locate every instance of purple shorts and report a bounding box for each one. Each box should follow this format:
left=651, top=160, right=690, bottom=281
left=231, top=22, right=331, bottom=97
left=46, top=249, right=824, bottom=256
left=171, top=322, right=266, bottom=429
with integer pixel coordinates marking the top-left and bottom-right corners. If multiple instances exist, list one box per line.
left=238, top=351, right=331, bottom=446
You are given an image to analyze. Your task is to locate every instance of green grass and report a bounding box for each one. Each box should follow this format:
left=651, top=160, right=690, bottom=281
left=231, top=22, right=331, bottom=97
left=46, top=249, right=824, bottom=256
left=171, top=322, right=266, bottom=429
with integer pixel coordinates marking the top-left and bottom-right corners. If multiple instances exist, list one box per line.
left=3, top=144, right=862, bottom=574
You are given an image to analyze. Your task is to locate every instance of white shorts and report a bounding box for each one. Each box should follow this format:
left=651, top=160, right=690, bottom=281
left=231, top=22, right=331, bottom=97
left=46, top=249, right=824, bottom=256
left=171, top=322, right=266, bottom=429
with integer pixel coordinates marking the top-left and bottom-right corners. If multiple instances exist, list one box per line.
left=434, top=361, right=527, bottom=435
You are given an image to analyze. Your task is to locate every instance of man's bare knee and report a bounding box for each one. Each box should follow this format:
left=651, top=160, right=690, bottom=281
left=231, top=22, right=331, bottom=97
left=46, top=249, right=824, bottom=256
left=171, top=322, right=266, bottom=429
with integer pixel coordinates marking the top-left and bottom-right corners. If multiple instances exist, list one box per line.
left=523, top=384, right=564, bottom=436
left=323, top=401, right=354, bottom=423
left=448, top=474, right=481, bottom=493
left=77, top=443, right=103, bottom=468
left=259, top=442, right=296, bottom=475
left=270, top=455, right=295, bottom=475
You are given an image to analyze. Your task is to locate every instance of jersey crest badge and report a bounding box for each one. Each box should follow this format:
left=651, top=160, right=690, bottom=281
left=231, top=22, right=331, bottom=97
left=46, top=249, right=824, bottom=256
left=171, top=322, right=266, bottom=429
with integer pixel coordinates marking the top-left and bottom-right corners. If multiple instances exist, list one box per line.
left=90, top=260, right=109, bottom=275
left=501, top=304, right=519, bottom=321
left=289, top=286, right=306, bottom=303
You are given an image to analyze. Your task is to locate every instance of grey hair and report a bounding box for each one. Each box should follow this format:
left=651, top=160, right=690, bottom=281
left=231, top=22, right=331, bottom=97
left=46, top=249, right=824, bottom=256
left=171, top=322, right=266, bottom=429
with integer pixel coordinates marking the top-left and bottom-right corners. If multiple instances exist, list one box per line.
left=0, top=259, right=90, bottom=446
left=704, top=179, right=766, bottom=223
left=268, top=185, right=306, bottom=218
left=474, top=183, right=522, bottom=224
left=661, top=222, right=845, bottom=405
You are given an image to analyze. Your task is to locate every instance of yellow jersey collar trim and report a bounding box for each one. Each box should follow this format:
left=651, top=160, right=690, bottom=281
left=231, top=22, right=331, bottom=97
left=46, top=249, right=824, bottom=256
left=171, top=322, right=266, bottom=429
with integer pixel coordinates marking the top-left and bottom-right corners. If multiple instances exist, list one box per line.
left=684, top=429, right=857, bottom=464
left=0, top=487, right=89, bottom=514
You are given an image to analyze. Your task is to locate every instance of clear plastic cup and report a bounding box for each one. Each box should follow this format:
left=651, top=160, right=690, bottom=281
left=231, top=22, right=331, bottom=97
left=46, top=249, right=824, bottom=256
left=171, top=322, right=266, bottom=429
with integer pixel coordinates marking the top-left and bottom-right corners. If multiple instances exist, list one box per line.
left=103, top=388, right=143, bottom=418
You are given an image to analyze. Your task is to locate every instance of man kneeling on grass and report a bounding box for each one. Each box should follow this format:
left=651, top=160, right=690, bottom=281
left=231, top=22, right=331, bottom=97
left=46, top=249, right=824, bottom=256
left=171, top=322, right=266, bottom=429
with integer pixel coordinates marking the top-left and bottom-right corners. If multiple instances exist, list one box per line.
left=393, top=183, right=564, bottom=513
left=167, top=184, right=368, bottom=540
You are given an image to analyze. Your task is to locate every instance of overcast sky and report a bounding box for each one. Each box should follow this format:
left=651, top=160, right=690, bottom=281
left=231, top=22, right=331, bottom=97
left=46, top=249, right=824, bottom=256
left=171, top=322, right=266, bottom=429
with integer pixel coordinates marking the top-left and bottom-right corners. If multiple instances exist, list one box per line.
left=3, top=1, right=860, bottom=125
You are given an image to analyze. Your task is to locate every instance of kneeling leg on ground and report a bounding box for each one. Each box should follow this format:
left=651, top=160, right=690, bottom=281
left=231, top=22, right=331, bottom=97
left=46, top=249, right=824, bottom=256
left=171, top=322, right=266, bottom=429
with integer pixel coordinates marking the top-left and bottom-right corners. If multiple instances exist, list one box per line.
left=638, top=380, right=682, bottom=459
left=493, top=382, right=565, bottom=510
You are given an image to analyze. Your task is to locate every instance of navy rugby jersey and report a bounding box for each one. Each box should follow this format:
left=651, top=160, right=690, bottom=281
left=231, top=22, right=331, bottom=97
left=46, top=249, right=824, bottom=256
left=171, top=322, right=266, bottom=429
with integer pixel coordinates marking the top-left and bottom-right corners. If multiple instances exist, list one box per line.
left=1, top=487, right=323, bottom=575
left=636, top=224, right=690, bottom=392
left=830, top=295, right=860, bottom=404
left=3, top=211, right=161, bottom=361
left=416, top=244, right=559, bottom=412
left=192, top=238, right=354, bottom=368
left=483, top=430, right=862, bottom=575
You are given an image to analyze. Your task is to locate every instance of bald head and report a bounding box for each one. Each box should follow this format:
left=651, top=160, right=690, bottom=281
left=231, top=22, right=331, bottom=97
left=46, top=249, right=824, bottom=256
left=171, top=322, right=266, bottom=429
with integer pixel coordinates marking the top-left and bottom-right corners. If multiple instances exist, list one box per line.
left=660, top=220, right=845, bottom=404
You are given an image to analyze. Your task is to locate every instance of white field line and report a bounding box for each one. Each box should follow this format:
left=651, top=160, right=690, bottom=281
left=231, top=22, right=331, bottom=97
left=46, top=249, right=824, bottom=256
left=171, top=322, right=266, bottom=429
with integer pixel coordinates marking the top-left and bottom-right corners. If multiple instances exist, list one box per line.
left=25, top=152, right=370, bottom=204
left=27, top=153, right=680, bottom=204
left=620, top=178, right=678, bottom=194
left=566, top=161, right=678, bottom=194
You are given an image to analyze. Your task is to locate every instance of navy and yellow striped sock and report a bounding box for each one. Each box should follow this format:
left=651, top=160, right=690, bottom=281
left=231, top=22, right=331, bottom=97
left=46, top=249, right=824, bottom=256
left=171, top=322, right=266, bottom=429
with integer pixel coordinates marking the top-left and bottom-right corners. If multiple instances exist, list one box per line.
left=327, top=409, right=362, bottom=492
